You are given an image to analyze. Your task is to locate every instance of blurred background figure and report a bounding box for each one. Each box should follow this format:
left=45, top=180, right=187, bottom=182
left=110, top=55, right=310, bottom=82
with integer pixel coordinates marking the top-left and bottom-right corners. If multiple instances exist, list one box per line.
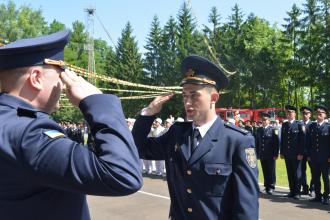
left=152, top=118, right=165, bottom=176
left=126, top=118, right=136, bottom=131
left=228, top=118, right=235, bottom=125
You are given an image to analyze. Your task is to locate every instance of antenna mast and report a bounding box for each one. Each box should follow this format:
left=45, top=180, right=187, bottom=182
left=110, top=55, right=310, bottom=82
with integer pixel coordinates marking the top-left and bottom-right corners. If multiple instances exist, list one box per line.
left=84, top=7, right=96, bottom=84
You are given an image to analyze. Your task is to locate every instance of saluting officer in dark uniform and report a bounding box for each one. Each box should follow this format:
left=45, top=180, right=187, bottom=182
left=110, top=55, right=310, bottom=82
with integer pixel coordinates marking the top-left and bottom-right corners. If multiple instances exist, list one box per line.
left=132, top=55, right=259, bottom=220
left=0, top=30, right=142, bottom=220
left=299, top=106, right=314, bottom=195
left=280, top=105, right=305, bottom=199
left=256, top=113, right=279, bottom=194
left=307, top=105, right=330, bottom=205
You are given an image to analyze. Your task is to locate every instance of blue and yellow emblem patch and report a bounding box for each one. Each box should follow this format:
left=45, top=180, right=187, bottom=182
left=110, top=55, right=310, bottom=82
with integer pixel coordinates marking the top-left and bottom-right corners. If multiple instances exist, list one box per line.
left=43, top=130, right=65, bottom=138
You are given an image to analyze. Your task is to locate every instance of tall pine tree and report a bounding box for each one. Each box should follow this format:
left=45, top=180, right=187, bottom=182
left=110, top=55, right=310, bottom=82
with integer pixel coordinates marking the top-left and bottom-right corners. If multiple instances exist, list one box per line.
left=114, top=22, right=145, bottom=116
left=300, top=0, right=323, bottom=104
left=282, top=3, right=306, bottom=105
left=177, top=2, right=198, bottom=59
left=144, top=15, right=163, bottom=83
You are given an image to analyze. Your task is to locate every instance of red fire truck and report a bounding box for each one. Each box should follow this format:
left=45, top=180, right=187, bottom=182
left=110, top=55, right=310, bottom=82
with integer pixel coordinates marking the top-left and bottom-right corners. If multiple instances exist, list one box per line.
left=215, top=107, right=286, bottom=122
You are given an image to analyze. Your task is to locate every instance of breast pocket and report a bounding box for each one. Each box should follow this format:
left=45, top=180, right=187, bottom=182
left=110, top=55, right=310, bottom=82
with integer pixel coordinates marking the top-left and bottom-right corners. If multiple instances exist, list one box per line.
left=204, top=163, right=232, bottom=197
left=265, top=133, right=273, bottom=138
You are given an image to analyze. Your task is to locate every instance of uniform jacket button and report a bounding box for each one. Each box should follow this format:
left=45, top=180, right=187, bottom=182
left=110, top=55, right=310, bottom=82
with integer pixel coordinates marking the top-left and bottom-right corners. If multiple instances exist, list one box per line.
left=187, top=208, right=193, bottom=213
left=187, top=188, right=192, bottom=193
left=187, top=170, right=192, bottom=175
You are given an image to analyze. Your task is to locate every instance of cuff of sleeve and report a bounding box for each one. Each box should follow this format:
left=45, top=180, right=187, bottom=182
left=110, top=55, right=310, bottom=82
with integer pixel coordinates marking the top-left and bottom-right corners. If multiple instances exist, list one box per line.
left=79, top=94, right=124, bottom=126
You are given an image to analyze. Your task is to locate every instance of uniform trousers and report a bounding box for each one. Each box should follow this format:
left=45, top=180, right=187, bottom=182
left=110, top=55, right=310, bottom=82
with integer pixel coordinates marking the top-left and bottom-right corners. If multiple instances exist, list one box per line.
left=300, top=158, right=314, bottom=192
left=260, top=159, right=276, bottom=190
left=284, top=158, right=302, bottom=195
left=155, top=160, right=165, bottom=175
left=311, top=161, right=329, bottom=199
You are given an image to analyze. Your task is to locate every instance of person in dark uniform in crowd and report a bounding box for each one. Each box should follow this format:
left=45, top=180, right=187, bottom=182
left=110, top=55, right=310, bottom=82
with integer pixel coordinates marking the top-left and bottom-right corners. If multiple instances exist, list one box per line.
left=299, top=106, right=314, bottom=196
left=256, top=113, right=279, bottom=195
left=307, top=105, right=330, bottom=205
left=280, top=105, right=305, bottom=199
left=252, top=121, right=259, bottom=140
left=132, top=55, right=259, bottom=220
left=244, top=120, right=254, bottom=134
left=0, top=30, right=142, bottom=220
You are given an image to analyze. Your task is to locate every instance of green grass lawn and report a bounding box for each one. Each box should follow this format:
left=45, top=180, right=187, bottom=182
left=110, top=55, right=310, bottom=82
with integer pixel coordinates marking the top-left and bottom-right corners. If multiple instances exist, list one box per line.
left=258, top=159, right=312, bottom=188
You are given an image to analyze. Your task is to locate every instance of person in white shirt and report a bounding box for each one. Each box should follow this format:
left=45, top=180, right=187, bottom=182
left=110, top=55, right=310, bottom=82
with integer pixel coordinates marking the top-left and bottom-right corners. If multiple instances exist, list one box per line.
left=152, top=118, right=165, bottom=176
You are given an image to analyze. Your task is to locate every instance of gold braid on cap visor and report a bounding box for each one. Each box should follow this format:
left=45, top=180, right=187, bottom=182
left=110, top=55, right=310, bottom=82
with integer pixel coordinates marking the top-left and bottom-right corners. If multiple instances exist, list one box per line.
left=182, top=76, right=216, bottom=86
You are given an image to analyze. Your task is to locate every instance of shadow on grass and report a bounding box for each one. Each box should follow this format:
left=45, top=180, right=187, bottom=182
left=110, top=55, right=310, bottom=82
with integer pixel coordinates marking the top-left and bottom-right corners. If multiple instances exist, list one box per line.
left=259, top=188, right=330, bottom=213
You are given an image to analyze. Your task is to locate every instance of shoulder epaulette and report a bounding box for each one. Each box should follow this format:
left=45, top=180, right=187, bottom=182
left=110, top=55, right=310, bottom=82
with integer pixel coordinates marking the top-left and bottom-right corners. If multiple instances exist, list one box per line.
left=17, top=107, right=37, bottom=118
left=224, top=122, right=250, bottom=135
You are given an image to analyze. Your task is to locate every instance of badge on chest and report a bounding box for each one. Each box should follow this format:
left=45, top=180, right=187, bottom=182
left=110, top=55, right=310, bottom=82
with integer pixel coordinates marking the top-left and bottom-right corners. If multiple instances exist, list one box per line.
left=245, top=147, right=257, bottom=168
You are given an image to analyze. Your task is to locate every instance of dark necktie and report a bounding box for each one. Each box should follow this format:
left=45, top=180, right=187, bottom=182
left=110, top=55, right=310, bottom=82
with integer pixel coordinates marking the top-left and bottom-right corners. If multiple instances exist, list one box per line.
left=191, top=128, right=201, bottom=153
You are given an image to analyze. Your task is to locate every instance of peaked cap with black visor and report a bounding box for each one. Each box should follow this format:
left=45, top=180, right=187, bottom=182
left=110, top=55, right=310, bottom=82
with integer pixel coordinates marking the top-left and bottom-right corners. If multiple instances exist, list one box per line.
left=0, top=30, right=71, bottom=71
left=180, top=55, right=229, bottom=91
left=314, top=105, right=328, bottom=114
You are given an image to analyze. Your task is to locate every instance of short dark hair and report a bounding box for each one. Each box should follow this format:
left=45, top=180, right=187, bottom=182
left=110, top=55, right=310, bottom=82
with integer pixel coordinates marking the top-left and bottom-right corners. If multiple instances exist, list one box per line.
left=203, top=84, right=218, bottom=93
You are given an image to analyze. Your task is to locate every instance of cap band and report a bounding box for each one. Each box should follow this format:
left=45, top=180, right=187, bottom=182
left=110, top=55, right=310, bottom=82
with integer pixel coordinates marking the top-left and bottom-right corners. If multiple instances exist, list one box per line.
left=44, top=58, right=66, bottom=69
left=182, top=76, right=216, bottom=86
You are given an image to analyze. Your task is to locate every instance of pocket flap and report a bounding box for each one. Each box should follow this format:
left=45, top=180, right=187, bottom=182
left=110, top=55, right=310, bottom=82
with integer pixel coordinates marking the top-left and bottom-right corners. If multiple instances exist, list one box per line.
left=204, top=163, right=232, bottom=176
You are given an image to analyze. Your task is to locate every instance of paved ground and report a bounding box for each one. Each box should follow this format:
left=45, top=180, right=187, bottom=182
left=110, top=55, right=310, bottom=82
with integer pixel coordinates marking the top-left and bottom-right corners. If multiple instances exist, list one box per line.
left=88, top=176, right=330, bottom=220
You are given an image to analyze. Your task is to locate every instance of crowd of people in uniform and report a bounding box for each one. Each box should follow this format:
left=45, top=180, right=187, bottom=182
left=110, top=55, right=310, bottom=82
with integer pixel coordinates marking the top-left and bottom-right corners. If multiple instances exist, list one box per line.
left=59, top=121, right=86, bottom=144
left=235, top=105, right=330, bottom=205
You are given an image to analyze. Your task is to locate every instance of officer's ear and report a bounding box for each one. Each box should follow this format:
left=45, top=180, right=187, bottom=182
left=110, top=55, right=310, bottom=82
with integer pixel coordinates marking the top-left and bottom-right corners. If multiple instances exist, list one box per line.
left=210, top=90, right=219, bottom=103
left=28, top=66, right=43, bottom=91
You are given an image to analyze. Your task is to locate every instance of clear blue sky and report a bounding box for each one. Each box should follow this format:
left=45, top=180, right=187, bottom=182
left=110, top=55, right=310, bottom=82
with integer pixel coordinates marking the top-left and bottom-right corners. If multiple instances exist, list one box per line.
left=5, top=0, right=305, bottom=51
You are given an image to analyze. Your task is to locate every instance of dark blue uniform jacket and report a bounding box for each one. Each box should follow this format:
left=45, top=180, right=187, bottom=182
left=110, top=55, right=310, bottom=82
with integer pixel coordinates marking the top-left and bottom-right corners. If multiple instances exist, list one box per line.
left=256, top=126, right=279, bottom=160
left=280, top=120, right=305, bottom=158
left=0, top=93, right=142, bottom=220
left=132, top=115, right=259, bottom=220
left=307, top=122, right=330, bottom=163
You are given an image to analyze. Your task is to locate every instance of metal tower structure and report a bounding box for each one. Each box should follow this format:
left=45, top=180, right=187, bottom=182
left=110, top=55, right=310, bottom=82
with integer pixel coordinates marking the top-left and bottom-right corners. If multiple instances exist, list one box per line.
left=84, top=7, right=96, bottom=84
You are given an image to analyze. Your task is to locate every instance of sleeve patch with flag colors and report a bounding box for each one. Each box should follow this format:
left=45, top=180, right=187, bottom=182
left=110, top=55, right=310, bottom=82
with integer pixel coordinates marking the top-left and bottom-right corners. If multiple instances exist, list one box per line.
left=43, top=130, right=65, bottom=138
